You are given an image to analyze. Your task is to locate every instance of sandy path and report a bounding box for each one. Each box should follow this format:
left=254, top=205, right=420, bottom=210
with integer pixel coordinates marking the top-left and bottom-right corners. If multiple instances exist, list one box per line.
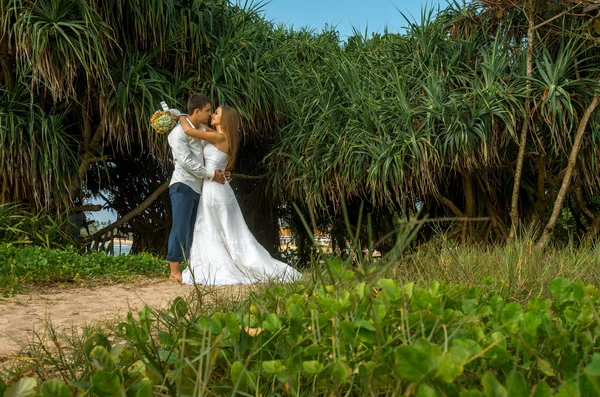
left=0, top=279, right=250, bottom=360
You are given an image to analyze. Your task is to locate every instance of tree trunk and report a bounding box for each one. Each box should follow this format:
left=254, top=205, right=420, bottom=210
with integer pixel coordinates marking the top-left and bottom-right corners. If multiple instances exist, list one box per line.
left=535, top=96, right=599, bottom=250
left=584, top=216, right=600, bottom=243
left=508, top=0, right=535, bottom=241
left=463, top=174, right=475, bottom=239
left=433, top=193, right=464, bottom=217
left=88, top=180, right=170, bottom=242
left=69, top=123, right=104, bottom=199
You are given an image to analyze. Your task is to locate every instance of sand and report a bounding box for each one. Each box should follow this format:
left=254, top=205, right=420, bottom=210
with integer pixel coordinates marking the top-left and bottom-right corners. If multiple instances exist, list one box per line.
left=0, top=279, right=251, bottom=363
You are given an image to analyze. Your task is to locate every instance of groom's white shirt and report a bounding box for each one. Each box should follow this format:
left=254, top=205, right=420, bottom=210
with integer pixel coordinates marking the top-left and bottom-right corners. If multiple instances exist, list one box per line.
left=168, top=118, right=215, bottom=194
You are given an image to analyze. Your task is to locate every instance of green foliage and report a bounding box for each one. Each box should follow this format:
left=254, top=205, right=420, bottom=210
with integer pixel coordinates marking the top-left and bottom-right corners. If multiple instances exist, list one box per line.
left=0, top=203, right=72, bottom=248
left=3, top=0, right=600, bottom=251
left=7, top=264, right=600, bottom=396
left=0, top=245, right=167, bottom=294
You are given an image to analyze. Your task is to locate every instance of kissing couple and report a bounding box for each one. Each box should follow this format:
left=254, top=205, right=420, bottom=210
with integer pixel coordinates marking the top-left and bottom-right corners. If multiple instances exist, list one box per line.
left=165, top=93, right=301, bottom=286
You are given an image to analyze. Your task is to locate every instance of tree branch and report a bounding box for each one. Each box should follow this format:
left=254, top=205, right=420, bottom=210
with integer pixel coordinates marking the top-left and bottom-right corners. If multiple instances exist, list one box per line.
left=232, top=173, right=266, bottom=180
left=432, top=193, right=465, bottom=217
left=72, top=204, right=102, bottom=212
left=536, top=96, right=599, bottom=249
left=88, top=181, right=169, bottom=241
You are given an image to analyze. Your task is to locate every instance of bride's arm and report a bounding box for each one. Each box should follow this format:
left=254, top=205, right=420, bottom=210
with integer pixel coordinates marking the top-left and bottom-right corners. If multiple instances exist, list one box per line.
left=180, top=118, right=225, bottom=145
left=200, top=123, right=216, bottom=132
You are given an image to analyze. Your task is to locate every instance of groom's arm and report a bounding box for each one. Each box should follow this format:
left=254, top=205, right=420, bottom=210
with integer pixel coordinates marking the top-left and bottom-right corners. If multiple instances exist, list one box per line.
left=168, top=132, right=216, bottom=180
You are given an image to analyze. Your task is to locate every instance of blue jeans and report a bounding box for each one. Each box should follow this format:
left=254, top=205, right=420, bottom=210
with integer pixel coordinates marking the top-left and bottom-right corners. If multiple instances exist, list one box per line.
left=166, top=183, right=200, bottom=262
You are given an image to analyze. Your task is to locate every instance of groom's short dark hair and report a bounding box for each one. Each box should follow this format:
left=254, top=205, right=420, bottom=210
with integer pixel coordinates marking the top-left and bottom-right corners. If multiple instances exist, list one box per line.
left=187, top=93, right=211, bottom=115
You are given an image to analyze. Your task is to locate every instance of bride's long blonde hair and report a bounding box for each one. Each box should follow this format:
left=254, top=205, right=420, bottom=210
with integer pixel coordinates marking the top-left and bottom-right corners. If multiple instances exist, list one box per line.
left=219, top=105, right=240, bottom=171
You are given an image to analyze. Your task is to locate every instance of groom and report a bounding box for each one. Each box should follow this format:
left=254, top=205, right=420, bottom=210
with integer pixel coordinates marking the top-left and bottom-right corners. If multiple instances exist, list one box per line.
left=166, top=93, right=229, bottom=283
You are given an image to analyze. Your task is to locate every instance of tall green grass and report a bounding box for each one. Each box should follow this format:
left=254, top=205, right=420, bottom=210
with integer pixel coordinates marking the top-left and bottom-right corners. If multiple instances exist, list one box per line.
left=0, top=203, right=72, bottom=248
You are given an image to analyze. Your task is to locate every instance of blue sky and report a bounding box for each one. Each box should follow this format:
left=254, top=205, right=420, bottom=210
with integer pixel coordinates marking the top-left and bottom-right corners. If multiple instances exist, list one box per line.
left=260, top=0, right=447, bottom=40
left=92, top=0, right=447, bottom=223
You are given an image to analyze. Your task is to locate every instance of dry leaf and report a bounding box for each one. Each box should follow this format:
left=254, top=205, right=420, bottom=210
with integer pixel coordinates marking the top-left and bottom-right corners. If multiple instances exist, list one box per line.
left=244, top=326, right=264, bottom=336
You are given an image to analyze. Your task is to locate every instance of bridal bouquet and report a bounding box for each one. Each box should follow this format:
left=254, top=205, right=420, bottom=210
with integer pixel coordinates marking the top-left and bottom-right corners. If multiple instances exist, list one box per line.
left=150, top=101, right=183, bottom=134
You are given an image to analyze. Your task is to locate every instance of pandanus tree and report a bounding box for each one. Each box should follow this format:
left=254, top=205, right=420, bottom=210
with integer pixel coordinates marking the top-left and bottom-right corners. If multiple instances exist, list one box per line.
left=0, top=0, right=295, bottom=254
left=2, top=0, right=600, bottom=258
left=266, top=0, right=600, bottom=252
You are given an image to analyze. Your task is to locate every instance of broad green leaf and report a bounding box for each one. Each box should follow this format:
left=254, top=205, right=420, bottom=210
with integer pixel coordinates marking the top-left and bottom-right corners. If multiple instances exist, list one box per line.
left=230, top=361, right=256, bottom=392
left=41, top=380, right=71, bottom=397
left=263, top=313, right=283, bottom=333
left=68, top=381, right=92, bottom=391
left=0, top=379, right=6, bottom=396
left=549, top=278, right=573, bottom=306
left=286, top=294, right=305, bottom=320
left=530, top=381, right=552, bottom=397
left=395, top=345, right=430, bottom=382
left=197, top=315, right=222, bottom=334
left=222, top=312, right=241, bottom=339
left=329, top=360, right=351, bottom=384
left=302, top=360, right=324, bottom=375
left=319, top=296, right=341, bottom=313
left=378, top=278, right=402, bottom=301
left=327, top=260, right=344, bottom=276
left=537, top=359, right=556, bottom=377
left=126, top=380, right=152, bottom=397
left=92, top=369, right=125, bottom=397
left=355, top=319, right=376, bottom=331
left=157, top=350, right=178, bottom=366
left=403, top=282, right=415, bottom=300
left=413, top=338, right=443, bottom=359
left=506, top=371, right=528, bottom=397
left=429, top=281, right=440, bottom=297
left=500, top=302, right=523, bottom=332
left=355, top=282, right=367, bottom=300
left=586, top=353, right=600, bottom=376
left=462, top=298, right=478, bottom=314
left=5, top=378, right=36, bottom=397
left=436, top=346, right=470, bottom=382
left=572, top=282, right=585, bottom=304
left=522, top=311, right=542, bottom=338
left=128, top=360, right=147, bottom=378
left=481, top=371, right=507, bottom=397
left=555, top=381, right=582, bottom=397
left=262, top=360, right=285, bottom=374
left=452, top=339, right=482, bottom=357
left=459, top=391, right=484, bottom=397
left=338, top=290, right=352, bottom=308
left=90, top=346, right=116, bottom=371
left=373, top=300, right=387, bottom=322
left=417, top=384, right=439, bottom=397
left=490, top=296, right=505, bottom=313
left=412, top=287, right=436, bottom=311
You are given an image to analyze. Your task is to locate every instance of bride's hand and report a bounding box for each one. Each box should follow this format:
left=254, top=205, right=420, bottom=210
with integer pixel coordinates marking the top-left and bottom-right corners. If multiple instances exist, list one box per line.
left=179, top=117, right=191, bottom=132
left=214, top=169, right=226, bottom=184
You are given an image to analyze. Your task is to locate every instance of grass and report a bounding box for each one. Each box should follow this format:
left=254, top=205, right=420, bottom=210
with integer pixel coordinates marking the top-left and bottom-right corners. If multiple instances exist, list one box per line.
left=2, top=235, right=600, bottom=395
left=0, top=244, right=168, bottom=295
left=392, top=236, right=600, bottom=303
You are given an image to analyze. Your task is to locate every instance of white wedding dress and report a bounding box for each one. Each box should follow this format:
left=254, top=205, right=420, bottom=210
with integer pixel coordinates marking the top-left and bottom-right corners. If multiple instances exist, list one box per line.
left=182, top=143, right=302, bottom=285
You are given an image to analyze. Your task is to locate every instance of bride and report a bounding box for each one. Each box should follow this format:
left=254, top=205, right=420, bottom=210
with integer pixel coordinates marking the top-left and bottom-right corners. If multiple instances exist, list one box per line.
left=178, top=106, right=301, bottom=285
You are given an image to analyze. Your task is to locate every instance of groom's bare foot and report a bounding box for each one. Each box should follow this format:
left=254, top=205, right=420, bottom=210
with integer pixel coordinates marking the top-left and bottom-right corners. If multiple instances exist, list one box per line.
left=169, top=272, right=182, bottom=284
left=169, top=261, right=183, bottom=283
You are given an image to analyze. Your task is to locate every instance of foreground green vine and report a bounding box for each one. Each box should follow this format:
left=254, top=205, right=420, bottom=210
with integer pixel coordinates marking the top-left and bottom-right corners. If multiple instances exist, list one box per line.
left=3, top=259, right=600, bottom=396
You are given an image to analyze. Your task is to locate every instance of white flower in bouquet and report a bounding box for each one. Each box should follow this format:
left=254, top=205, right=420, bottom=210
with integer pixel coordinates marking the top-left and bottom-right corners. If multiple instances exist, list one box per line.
left=150, top=101, right=184, bottom=134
